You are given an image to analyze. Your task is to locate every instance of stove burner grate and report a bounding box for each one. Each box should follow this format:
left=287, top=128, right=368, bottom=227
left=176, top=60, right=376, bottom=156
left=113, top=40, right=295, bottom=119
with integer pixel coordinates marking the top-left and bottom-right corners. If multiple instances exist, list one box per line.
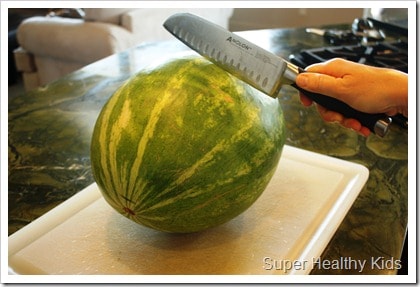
left=290, top=40, right=407, bottom=73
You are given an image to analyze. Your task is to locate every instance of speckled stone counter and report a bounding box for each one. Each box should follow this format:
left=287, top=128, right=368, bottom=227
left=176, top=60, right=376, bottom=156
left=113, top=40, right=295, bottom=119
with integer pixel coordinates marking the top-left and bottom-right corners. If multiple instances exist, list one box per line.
left=8, top=27, right=408, bottom=275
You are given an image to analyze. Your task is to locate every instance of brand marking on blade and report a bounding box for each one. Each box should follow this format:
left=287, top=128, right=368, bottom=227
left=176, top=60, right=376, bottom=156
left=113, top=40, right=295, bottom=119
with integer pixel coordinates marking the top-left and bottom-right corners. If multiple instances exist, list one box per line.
left=223, top=35, right=279, bottom=69
left=226, top=36, right=252, bottom=51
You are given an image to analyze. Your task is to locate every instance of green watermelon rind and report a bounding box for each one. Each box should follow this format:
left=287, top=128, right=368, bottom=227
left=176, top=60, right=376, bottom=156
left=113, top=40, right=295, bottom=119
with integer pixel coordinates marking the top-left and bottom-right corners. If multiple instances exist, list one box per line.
left=91, top=56, right=285, bottom=233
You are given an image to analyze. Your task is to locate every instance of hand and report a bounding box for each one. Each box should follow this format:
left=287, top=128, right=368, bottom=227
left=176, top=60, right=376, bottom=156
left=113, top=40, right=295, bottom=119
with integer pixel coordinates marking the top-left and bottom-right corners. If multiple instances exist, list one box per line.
left=295, top=58, right=408, bottom=136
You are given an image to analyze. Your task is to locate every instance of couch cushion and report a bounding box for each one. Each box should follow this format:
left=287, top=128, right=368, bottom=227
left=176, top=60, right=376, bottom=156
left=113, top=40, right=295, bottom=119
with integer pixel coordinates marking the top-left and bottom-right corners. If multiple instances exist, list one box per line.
left=84, top=8, right=136, bottom=25
left=17, top=16, right=134, bottom=63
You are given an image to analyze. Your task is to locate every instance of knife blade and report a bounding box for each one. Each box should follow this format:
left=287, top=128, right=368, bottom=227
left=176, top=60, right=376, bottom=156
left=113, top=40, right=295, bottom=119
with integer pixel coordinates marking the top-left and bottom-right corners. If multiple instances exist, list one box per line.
left=163, top=13, right=392, bottom=137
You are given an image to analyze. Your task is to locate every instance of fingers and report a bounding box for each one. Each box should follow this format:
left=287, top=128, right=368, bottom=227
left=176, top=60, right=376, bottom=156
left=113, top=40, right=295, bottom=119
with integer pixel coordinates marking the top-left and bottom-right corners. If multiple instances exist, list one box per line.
left=316, top=105, right=343, bottom=123
left=358, top=126, right=371, bottom=137
left=299, top=93, right=313, bottom=106
left=298, top=86, right=370, bottom=137
left=316, top=105, right=370, bottom=137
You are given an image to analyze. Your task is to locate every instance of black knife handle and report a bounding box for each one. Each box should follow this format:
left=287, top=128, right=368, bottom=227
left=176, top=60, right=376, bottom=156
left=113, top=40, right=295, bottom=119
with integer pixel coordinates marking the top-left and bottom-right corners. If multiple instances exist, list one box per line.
left=291, top=83, right=391, bottom=137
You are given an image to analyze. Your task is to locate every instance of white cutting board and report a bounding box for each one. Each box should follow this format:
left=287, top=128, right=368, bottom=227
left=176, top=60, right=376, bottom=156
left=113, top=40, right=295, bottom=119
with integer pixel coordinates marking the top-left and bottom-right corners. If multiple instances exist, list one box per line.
left=8, top=145, right=368, bottom=278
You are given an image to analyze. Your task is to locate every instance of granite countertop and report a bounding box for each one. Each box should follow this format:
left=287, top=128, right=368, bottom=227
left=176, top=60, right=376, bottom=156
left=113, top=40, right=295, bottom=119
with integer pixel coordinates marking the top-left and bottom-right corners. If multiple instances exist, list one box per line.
left=8, top=26, right=408, bottom=275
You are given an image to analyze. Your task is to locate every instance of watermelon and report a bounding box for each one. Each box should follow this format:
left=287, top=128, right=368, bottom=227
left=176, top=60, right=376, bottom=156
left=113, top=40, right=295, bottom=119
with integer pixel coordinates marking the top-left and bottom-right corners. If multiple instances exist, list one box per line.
left=90, top=55, right=286, bottom=233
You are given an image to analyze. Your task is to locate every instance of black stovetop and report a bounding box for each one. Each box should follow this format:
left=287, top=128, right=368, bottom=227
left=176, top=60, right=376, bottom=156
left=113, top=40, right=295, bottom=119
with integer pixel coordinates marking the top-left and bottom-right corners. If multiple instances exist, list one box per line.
left=290, top=40, right=407, bottom=73
left=290, top=18, right=408, bottom=73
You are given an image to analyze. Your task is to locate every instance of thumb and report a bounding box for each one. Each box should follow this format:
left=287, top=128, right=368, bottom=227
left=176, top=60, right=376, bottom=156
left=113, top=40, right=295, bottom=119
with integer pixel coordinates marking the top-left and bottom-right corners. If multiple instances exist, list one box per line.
left=296, top=73, right=338, bottom=97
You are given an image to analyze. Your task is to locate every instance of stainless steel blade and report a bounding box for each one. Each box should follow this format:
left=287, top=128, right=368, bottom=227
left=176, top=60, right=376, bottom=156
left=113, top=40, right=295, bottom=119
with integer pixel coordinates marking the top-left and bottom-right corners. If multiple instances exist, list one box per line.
left=163, top=13, right=395, bottom=137
left=163, top=13, right=297, bottom=98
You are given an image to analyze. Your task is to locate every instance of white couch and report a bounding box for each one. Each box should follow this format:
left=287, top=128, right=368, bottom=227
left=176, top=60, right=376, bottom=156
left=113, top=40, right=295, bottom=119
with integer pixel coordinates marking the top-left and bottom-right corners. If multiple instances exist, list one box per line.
left=14, top=8, right=234, bottom=91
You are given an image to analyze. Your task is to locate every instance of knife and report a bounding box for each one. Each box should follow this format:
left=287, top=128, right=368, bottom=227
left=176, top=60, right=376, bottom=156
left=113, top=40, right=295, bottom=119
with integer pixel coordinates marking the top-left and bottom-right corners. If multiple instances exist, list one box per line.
left=163, top=13, right=392, bottom=137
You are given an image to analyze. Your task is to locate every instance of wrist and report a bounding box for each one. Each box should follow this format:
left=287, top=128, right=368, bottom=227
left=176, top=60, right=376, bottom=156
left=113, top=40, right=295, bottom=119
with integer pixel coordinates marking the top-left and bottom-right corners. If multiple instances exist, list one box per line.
left=391, top=70, right=408, bottom=116
left=382, top=69, right=408, bottom=117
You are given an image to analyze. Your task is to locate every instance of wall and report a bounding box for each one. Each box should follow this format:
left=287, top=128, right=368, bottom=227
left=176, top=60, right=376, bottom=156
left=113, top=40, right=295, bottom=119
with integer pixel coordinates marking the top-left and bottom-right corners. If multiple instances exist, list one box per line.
left=229, top=8, right=364, bottom=31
